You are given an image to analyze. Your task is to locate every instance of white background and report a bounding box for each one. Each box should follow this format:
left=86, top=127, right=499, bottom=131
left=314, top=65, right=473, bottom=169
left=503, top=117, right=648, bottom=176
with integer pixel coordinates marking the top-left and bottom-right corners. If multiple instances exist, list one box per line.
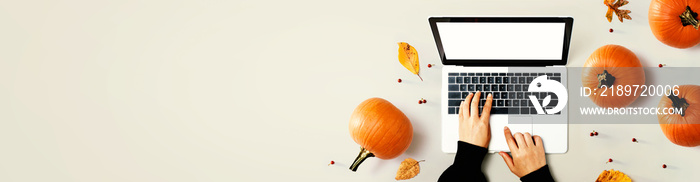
left=2, top=0, right=700, bottom=181
left=438, top=22, right=565, bottom=60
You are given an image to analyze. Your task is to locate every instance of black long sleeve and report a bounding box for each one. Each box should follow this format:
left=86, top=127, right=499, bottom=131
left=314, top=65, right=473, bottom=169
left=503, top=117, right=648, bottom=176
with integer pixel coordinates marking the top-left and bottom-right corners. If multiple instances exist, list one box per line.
left=438, top=141, right=487, bottom=182
left=438, top=141, right=555, bottom=182
left=520, top=165, right=554, bottom=182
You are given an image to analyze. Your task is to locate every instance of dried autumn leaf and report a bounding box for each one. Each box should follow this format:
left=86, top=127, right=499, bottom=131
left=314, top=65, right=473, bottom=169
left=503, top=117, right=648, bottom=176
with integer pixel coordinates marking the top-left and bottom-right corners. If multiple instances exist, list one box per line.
left=395, top=158, right=422, bottom=180
left=616, top=9, right=632, bottom=22
left=596, top=169, right=632, bottom=182
left=397, top=42, right=422, bottom=81
left=604, top=0, right=631, bottom=23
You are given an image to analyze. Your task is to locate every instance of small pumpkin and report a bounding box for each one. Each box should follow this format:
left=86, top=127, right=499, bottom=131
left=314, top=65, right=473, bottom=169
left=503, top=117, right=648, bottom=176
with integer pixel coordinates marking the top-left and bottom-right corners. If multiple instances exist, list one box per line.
left=348, top=98, right=413, bottom=171
left=658, top=85, right=700, bottom=147
left=582, top=44, right=645, bottom=108
left=649, top=0, right=700, bottom=48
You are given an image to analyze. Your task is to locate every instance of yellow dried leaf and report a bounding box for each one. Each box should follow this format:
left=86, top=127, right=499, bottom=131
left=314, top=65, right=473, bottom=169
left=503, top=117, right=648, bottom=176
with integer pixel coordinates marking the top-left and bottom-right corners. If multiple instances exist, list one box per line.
left=596, top=169, right=632, bottom=182
left=397, top=42, right=422, bottom=81
left=606, top=8, right=614, bottom=22
left=395, top=158, right=422, bottom=180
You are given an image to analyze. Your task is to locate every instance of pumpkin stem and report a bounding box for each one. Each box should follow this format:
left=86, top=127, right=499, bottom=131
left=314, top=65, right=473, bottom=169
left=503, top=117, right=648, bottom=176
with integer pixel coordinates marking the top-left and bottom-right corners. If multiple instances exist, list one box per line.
left=349, top=147, right=374, bottom=172
left=680, top=6, right=699, bottom=30
left=597, top=70, right=616, bottom=88
left=668, top=93, right=689, bottom=117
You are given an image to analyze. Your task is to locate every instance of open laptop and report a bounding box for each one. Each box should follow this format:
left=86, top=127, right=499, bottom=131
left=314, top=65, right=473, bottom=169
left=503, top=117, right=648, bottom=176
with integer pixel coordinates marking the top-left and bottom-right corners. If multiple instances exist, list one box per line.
left=429, top=17, right=573, bottom=154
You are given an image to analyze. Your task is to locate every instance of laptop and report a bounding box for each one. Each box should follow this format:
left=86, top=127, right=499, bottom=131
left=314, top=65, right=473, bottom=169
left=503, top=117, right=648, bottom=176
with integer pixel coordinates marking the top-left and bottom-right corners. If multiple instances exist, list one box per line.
left=429, top=17, right=573, bottom=154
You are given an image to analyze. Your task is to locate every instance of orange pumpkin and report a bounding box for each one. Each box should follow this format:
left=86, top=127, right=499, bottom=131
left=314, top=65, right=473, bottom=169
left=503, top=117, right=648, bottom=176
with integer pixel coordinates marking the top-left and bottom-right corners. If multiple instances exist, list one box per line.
left=649, top=0, right=700, bottom=48
left=582, top=45, right=645, bottom=108
left=658, top=85, right=700, bottom=147
left=348, top=98, right=413, bottom=171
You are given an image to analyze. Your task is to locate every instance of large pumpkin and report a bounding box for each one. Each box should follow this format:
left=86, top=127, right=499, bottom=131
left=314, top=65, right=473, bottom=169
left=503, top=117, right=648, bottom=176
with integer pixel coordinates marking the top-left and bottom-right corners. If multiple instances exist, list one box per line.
left=658, top=85, right=700, bottom=147
left=649, top=0, right=700, bottom=48
left=582, top=45, right=645, bottom=108
left=348, top=98, right=413, bottom=171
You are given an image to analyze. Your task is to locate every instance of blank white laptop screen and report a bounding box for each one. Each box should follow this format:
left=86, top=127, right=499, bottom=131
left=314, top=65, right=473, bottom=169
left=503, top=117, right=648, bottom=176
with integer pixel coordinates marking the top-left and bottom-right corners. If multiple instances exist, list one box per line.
left=436, top=22, right=566, bottom=60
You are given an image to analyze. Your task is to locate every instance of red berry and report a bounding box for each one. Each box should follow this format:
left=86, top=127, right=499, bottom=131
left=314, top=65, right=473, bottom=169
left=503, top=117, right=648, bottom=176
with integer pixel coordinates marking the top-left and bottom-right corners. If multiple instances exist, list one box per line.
left=330, top=161, right=335, bottom=165
left=594, top=132, right=599, bottom=136
left=427, top=64, right=433, bottom=68
left=419, top=100, right=423, bottom=104
left=608, top=158, right=613, bottom=163
left=398, top=78, right=402, bottom=83
left=663, top=164, right=667, bottom=168
left=659, top=64, right=663, bottom=68
left=609, top=28, right=613, bottom=33
left=632, top=138, right=637, bottom=142
left=590, top=132, right=594, bottom=137
left=422, top=99, right=427, bottom=104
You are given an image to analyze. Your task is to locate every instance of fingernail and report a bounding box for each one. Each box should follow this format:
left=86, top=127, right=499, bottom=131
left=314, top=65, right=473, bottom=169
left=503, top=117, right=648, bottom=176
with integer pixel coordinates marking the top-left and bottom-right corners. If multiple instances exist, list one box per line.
left=504, top=126, right=509, bottom=130
left=468, top=92, right=473, bottom=95
left=488, top=93, right=492, bottom=97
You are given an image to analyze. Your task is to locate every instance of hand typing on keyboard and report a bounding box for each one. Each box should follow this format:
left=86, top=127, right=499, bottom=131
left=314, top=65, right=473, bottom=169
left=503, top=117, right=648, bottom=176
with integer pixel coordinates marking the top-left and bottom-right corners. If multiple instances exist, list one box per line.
left=456, top=91, right=551, bottom=179
left=458, top=91, right=494, bottom=148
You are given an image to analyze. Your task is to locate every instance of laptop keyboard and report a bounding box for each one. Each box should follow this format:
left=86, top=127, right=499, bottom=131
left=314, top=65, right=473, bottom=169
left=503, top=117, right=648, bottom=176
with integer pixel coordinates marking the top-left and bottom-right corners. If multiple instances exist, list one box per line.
left=447, top=72, right=562, bottom=115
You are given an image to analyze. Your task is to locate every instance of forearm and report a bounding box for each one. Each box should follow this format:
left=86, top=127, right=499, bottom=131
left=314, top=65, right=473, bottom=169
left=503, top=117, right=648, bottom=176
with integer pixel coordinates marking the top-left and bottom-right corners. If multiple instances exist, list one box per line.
left=438, top=141, right=488, bottom=182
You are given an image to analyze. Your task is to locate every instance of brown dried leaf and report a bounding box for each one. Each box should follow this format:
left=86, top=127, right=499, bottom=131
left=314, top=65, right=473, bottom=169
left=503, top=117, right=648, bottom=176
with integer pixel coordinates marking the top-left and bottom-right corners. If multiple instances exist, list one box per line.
left=620, top=0, right=628, bottom=6
left=617, top=9, right=632, bottom=22
left=604, top=0, right=632, bottom=23
left=395, top=158, right=422, bottom=180
left=595, top=169, right=632, bottom=182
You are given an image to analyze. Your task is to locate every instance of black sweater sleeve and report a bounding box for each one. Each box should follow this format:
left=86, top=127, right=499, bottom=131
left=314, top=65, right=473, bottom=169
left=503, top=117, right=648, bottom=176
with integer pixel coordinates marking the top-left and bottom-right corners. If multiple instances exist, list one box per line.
left=438, top=141, right=487, bottom=182
left=520, top=165, right=555, bottom=182
left=438, top=141, right=555, bottom=182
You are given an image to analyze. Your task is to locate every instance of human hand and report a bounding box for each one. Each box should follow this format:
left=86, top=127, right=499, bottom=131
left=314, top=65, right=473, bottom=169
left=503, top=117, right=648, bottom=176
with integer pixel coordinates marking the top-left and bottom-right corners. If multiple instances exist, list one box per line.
left=458, top=91, right=493, bottom=148
left=498, top=126, right=547, bottom=178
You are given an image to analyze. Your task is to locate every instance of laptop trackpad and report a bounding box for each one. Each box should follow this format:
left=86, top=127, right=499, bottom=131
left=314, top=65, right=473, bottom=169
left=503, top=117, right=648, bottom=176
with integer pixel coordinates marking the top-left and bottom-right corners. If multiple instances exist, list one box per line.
left=508, top=116, right=533, bottom=132
left=489, top=116, right=533, bottom=152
